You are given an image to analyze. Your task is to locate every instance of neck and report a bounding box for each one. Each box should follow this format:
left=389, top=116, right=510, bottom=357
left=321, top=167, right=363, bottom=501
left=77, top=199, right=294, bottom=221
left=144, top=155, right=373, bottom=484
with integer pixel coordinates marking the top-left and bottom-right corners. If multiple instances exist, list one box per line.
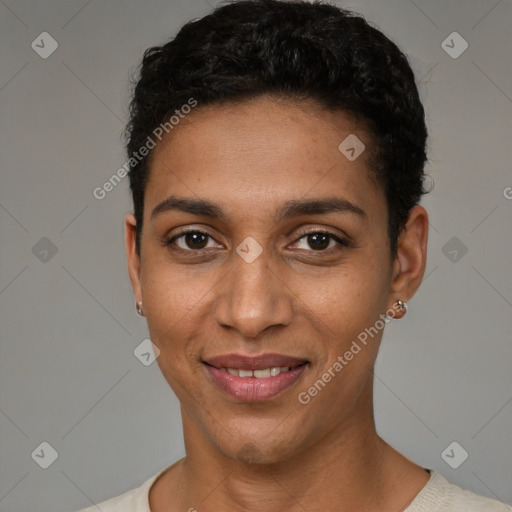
left=152, top=378, right=429, bottom=511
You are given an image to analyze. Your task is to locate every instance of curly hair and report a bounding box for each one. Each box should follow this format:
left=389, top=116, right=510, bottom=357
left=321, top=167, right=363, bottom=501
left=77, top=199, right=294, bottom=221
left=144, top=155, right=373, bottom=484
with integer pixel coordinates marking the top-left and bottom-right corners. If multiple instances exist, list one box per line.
left=126, top=0, right=428, bottom=258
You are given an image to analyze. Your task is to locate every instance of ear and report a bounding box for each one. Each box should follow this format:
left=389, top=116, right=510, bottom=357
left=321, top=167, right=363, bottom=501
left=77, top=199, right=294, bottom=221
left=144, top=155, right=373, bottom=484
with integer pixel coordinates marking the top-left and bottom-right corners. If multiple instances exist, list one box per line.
left=125, top=212, right=142, bottom=303
left=388, top=205, right=429, bottom=316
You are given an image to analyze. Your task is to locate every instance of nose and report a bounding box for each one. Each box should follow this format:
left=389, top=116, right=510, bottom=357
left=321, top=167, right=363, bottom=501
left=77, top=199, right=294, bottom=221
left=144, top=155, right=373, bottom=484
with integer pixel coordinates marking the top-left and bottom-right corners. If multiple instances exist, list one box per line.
left=213, top=250, right=294, bottom=339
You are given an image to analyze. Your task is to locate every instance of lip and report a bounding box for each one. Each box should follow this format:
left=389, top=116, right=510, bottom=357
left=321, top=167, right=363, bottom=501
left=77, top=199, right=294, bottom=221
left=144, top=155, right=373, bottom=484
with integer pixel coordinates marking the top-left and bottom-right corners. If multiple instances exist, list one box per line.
left=204, top=353, right=308, bottom=371
left=203, top=353, right=309, bottom=402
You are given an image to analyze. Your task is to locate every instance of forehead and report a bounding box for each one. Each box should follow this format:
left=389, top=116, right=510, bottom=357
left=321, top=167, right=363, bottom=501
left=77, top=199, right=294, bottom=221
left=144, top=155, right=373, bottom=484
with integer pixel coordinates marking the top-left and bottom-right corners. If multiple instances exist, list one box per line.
left=145, top=96, right=384, bottom=218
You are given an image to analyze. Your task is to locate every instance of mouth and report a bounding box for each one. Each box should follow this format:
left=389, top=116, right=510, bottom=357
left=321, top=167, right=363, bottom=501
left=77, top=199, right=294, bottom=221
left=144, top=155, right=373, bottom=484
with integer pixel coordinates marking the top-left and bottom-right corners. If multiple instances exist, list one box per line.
left=203, top=353, right=310, bottom=402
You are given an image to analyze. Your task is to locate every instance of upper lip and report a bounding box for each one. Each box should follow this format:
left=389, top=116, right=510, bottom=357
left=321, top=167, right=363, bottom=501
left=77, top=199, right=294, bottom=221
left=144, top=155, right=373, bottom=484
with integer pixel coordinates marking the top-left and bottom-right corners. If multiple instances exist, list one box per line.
left=203, top=353, right=309, bottom=371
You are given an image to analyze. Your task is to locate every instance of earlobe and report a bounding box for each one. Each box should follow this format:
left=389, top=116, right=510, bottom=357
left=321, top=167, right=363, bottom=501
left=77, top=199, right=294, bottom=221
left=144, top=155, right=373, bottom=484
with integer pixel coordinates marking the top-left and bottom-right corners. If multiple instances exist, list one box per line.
left=388, top=205, right=429, bottom=309
left=125, top=212, right=143, bottom=304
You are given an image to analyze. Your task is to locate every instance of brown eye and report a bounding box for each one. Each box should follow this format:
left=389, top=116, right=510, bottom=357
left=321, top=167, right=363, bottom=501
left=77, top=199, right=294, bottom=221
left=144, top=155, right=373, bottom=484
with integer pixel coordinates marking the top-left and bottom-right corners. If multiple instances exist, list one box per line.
left=167, top=230, right=219, bottom=251
left=306, top=233, right=330, bottom=250
left=294, top=231, right=347, bottom=252
left=183, top=232, right=209, bottom=250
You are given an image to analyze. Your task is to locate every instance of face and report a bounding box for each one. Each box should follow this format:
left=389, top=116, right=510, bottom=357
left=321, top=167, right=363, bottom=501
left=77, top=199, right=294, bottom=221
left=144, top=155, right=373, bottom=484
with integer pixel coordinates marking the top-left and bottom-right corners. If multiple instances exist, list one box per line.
left=126, top=95, right=427, bottom=464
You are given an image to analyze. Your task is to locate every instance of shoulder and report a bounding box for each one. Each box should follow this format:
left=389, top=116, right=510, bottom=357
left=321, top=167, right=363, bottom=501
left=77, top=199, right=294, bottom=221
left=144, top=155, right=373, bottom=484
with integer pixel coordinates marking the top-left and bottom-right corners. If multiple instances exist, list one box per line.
left=72, top=469, right=165, bottom=512
left=406, top=471, right=512, bottom=512
left=75, top=487, right=143, bottom=512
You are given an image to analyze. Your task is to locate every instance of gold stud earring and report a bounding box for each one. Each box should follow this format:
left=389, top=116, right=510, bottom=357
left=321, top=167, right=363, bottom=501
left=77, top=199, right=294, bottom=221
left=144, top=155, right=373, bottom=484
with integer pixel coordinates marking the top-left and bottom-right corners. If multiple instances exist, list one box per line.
left=136, top=301, right=144, bottom=316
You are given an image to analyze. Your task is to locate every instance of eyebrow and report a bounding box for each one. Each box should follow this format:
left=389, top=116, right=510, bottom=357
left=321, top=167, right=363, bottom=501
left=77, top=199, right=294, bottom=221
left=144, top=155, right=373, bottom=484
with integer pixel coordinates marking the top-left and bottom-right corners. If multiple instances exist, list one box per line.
left=150, top=195, right=366, bottom=222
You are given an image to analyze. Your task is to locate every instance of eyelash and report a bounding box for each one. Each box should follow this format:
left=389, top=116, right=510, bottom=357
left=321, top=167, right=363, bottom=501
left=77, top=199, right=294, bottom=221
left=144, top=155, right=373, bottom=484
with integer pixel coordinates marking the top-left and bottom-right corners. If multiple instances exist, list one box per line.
left=163, top=228, right=349, bottom=254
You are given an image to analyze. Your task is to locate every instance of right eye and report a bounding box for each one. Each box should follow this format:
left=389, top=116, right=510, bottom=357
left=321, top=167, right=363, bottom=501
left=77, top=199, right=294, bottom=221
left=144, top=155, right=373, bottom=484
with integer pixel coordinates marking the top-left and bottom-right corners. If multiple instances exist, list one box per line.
left=165, top=230, right=221, bottom=252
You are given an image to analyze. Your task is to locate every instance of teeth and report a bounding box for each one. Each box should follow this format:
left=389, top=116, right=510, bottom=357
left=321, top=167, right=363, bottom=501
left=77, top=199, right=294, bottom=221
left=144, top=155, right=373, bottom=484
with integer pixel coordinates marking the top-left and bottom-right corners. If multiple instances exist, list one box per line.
left=224, top=366, right=292, bottom=378
left=253, top=368, right=271, bottom=378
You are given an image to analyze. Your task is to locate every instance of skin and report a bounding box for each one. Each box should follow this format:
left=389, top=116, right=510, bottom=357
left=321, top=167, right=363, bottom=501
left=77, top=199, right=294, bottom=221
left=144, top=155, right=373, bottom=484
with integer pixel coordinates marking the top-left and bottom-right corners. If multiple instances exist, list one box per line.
left=125, top=95, right=430, bottom=511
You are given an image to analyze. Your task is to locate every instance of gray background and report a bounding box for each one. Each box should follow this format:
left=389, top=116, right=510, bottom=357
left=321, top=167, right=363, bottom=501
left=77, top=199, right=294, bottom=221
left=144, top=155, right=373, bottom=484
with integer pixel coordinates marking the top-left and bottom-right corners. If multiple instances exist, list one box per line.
left=0, top=0, right=511, bottom=510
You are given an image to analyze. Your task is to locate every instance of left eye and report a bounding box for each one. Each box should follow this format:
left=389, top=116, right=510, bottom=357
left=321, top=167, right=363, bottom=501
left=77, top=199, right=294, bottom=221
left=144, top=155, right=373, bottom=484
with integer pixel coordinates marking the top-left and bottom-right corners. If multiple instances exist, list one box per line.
left=294, top=232, right=346, bottom=251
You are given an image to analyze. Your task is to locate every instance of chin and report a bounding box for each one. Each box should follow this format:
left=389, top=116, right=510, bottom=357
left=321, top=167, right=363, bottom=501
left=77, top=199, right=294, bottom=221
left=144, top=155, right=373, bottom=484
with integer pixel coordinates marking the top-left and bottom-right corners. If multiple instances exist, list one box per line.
left=220, top=432, right=304, bottom=466
left=234, top=442, right=271, bottom=464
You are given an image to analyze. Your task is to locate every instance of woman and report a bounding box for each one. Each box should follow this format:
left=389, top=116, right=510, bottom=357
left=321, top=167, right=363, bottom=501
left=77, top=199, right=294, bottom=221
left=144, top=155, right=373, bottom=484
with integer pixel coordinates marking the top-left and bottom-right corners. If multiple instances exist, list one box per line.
left=78, top=0, right=511, bottom=510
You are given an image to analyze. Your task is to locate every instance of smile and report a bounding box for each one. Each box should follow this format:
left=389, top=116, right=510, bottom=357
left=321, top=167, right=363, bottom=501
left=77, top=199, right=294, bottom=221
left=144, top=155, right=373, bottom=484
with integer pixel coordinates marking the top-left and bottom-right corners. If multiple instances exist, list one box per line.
left=203, top=353, right=309, bottom=402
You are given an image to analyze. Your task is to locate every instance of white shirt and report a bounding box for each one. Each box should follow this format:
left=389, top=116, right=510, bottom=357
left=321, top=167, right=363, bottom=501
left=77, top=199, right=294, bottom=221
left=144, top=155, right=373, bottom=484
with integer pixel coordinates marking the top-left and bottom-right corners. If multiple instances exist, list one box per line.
left=75, top=466, right=512, bottom=511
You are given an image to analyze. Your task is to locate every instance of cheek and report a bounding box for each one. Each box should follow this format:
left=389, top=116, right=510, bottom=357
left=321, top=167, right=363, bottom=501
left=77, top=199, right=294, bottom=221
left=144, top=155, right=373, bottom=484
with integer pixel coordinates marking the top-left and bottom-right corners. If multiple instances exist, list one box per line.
left=296, top=268, right=388, bottom=413
left=140, top=259, right=214, bottom=360
left=298, top=261, right=389, bottom=355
